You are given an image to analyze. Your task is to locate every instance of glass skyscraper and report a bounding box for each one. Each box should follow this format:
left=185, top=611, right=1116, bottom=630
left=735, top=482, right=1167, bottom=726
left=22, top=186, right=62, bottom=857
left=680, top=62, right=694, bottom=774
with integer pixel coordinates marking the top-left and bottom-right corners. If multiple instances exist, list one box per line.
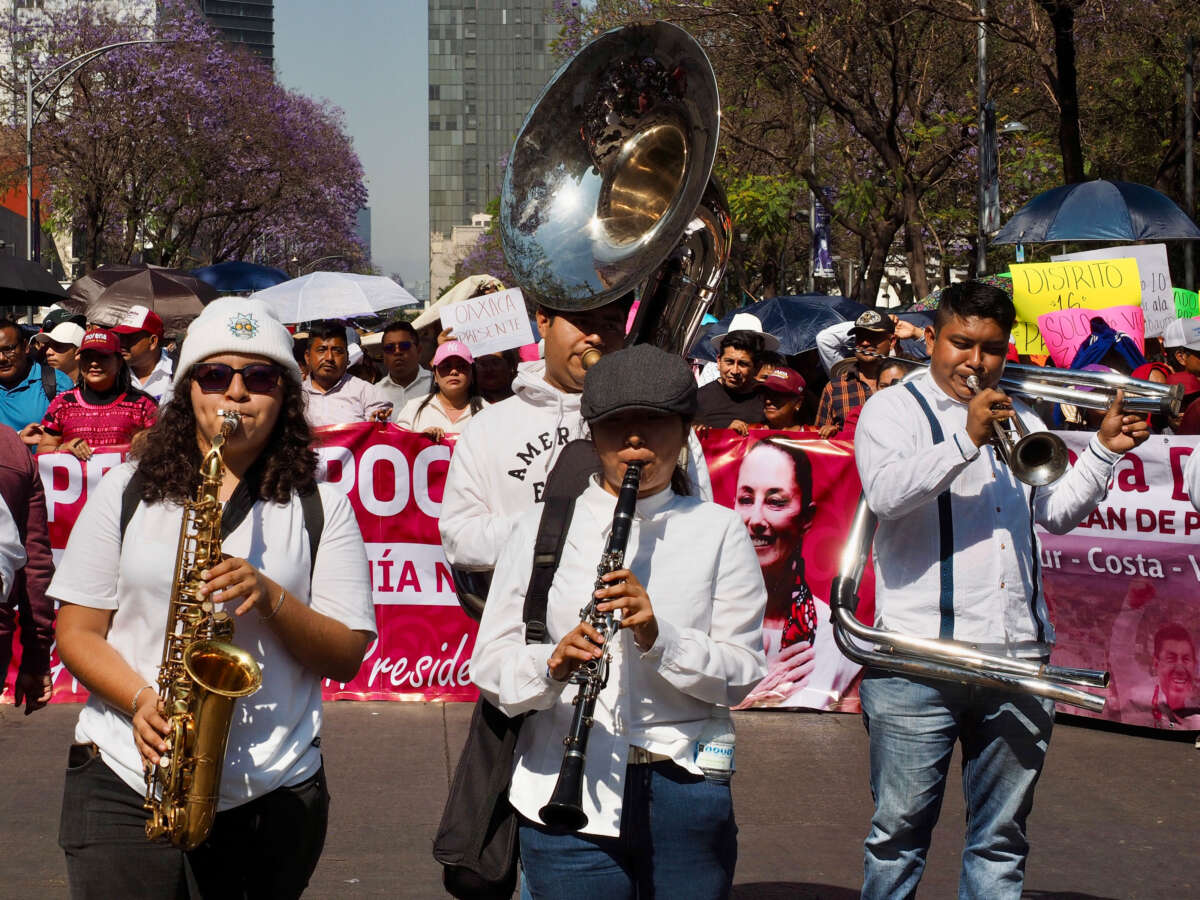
left=200, top=1, right=274, bottom=64
left=428, top=0, right=558, bottom=240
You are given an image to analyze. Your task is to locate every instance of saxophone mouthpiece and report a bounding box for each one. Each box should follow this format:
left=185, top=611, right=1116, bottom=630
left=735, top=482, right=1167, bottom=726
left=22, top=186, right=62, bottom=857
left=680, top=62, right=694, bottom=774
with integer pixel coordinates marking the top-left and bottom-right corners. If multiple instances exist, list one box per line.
left=580, top=347, right=603, bottom=370
left=216, top=409, right=240, bottom=436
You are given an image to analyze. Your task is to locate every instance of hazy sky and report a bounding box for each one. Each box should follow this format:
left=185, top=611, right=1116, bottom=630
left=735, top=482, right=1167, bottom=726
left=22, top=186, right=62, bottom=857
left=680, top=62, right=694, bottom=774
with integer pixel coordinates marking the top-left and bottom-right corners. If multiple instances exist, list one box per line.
left=275, top=2, right=428, bottom=292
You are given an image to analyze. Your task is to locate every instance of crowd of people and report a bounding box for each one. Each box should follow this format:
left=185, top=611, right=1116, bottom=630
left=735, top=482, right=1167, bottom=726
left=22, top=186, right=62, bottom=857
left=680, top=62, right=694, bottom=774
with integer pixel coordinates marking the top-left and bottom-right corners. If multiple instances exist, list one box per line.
left=0, top=274, right=1197, bottom=899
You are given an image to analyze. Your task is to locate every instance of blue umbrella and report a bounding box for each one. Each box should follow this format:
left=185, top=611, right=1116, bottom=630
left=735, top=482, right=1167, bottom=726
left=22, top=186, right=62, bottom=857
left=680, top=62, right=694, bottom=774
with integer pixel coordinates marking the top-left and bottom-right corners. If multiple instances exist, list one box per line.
left=190, top=261, right=291, bottom=292
left=992, top=180, right=1200, bottom=244
left=688, top=294, right=868, bottom=362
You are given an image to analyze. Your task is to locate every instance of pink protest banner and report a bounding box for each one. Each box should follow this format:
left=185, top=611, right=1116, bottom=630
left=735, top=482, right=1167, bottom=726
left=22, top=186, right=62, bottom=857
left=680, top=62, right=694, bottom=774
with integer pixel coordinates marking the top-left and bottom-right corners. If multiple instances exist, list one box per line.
left=1036, top=304, right=1146, bottom=368
left=7, top=425, right=1196, bottom=732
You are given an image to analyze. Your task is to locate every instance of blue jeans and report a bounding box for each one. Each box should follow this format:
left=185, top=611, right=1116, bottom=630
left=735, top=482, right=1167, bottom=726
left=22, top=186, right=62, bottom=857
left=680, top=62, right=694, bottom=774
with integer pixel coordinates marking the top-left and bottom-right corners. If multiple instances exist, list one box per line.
left=519, top=760, right=737, bottom=900
left=859, top=670, right=1055, bottom=900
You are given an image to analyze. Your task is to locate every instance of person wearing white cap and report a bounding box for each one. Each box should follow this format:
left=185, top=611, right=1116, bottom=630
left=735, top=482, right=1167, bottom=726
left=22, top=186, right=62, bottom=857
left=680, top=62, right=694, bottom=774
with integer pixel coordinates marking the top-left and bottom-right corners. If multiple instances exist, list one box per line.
left=694, top=312, right=778, bottom=431
left=51, top=297, right=375, bottom=898
left=395, top=340, right=487, bottom=441
left=32, top=321, right=85, bottom=383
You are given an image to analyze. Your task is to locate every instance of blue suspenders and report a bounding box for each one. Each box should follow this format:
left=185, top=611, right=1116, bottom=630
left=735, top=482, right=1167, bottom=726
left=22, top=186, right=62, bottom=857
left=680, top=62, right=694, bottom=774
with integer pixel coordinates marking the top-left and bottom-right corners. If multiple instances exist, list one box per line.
left=903, top=382, right=956, bottom=639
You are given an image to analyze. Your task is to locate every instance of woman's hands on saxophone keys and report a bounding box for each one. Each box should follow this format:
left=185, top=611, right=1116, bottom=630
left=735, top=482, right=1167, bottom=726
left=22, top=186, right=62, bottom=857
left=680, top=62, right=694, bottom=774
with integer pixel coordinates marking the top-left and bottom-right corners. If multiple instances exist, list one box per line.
left=596, top=569, right=658, bottom=652
left=198, top=557, right=280, bottom=618
left=133, top=691, right=171, bottom=769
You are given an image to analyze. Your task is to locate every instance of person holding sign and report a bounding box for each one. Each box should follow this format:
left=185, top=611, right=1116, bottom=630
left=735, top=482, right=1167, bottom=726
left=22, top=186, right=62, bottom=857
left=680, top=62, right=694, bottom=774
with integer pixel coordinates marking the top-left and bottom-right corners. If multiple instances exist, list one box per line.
left=852, top=281, right=1150, bottom=900
left=394, top=340, right=486, bottom=441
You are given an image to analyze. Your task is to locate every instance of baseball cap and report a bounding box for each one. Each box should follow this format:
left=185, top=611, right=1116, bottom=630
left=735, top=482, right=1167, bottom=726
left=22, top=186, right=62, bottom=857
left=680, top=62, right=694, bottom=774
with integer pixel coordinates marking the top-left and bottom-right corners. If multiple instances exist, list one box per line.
left=760, top=366, right=806, bottom=396
left=582, top=344, right=697, bottom=423
left=849, top=310, right=896, bottom=336
left=110, top=304, right=165, bottom=338
left=40, top=308, right=86, bottom=331
left=31, top=322, right=85, bottom=347
left=78, top=329, right=121, bottom=355
left=1166, top=316, right=1200, bottom=352
left=431, top=339, right=475, bottom=367
left=1166, top=371, right=1200, bottom=402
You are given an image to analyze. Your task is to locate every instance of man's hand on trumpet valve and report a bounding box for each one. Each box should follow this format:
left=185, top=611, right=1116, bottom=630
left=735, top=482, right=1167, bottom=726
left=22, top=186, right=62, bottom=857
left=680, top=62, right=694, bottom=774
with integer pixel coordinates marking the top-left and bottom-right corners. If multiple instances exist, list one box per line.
left=1097, top=388, right=1151, bottom=454
left=966, top=385, right=1014, bottom=448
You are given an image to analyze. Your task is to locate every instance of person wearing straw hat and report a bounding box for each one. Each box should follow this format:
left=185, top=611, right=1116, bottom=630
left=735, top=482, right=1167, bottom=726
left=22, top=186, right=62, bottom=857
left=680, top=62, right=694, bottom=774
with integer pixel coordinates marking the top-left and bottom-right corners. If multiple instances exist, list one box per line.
left=694, top=312, right=778, bottom=432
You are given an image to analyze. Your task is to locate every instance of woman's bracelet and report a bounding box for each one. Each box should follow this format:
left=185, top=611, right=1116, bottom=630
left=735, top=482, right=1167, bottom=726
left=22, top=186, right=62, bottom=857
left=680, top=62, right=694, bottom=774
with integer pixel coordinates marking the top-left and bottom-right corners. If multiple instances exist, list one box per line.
left=131, top=684, right=156, bottom=717
left=260, top=587, right=287, bottom=622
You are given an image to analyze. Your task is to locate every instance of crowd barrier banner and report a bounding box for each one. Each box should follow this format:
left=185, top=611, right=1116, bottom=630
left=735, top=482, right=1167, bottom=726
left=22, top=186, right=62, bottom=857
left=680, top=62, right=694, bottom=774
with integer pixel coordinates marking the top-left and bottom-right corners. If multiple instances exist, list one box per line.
left=6, top=425, right=1196, bottom=732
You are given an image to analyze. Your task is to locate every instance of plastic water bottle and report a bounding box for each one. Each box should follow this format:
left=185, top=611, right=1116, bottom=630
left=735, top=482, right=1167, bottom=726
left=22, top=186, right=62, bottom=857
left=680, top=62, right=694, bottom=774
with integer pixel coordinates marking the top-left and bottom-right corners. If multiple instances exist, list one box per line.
left=694, top=707, right=735, bottom=783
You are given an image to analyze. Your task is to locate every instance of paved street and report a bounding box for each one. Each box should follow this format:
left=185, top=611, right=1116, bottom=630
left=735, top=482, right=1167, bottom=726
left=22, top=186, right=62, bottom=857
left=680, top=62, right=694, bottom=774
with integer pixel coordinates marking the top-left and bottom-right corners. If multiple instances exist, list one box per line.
left=1, top=702, right=1196, bottom=899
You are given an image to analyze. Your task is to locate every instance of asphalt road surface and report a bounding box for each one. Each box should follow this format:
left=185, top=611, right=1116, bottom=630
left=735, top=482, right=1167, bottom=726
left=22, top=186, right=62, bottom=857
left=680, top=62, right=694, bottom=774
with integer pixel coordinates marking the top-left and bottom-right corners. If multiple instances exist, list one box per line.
left=1, top=702, right=1195, bottom=898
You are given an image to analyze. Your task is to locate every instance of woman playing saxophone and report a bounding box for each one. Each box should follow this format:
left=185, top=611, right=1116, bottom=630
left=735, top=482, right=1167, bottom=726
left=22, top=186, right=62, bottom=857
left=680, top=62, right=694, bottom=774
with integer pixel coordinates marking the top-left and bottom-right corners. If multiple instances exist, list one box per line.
left=51, top=298, right=376, bottom=899
left=470, top=346, right=766, bottom=899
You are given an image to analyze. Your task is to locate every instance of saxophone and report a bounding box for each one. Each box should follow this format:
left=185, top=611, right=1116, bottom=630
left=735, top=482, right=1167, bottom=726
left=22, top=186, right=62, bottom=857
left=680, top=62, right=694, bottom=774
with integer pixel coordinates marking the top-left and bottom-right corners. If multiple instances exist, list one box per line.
left=145, top=409, right=263, bottom=850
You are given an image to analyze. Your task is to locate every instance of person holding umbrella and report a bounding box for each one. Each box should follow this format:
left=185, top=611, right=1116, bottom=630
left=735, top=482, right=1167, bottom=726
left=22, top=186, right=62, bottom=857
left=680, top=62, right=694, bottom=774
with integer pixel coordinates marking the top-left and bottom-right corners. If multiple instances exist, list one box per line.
left=36, top=330, right=158, bottom=460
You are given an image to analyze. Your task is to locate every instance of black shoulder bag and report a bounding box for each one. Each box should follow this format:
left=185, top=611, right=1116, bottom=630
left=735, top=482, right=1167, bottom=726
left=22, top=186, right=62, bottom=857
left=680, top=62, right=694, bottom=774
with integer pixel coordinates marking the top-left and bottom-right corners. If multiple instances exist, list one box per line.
left=433, top=440, right=599, bottom=899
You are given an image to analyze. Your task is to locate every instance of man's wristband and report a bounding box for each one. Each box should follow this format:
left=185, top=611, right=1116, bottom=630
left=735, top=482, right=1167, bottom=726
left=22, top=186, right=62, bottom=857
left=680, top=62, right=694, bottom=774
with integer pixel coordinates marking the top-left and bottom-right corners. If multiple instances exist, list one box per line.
left=131, top=684, right=156, bottom=717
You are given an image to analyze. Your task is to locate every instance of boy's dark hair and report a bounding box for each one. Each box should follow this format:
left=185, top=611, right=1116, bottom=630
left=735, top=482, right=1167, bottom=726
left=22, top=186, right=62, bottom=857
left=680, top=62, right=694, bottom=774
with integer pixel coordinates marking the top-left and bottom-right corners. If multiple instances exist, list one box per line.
left=308, top=320, right=349, bottom=343
left=934, top=281, right=1016, bottom=334
left=718, top=333, right=763, bottom=367
left=382, top=319, right=418, bottom=342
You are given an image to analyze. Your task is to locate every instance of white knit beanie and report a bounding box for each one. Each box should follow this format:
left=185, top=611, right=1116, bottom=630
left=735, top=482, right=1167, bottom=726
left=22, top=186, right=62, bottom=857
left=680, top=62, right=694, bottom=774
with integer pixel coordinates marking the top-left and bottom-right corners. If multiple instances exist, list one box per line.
left=173, top=298, right=301, bottom=387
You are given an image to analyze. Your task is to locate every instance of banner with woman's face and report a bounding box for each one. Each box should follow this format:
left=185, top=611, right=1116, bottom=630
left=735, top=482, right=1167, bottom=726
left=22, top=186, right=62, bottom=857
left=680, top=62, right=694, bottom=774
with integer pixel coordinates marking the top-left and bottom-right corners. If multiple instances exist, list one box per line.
left=701, top=429, right=873, bottom=711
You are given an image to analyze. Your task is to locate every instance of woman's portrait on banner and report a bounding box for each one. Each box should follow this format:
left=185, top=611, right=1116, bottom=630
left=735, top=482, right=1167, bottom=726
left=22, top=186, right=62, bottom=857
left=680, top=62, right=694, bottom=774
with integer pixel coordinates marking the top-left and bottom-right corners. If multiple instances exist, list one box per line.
left=729, top=436, right=862, bottom=709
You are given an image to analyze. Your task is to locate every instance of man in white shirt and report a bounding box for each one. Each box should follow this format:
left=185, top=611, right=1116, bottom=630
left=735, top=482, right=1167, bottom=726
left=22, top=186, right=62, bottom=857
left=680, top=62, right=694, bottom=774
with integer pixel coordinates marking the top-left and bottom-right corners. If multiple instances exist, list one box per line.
left=111, top=306, right=173, bottom=402
left=371, top=320, right=432, bottom=422
left=301, top=321, right=391, bottom=427
left=853, top=281, right=1150, bottom=899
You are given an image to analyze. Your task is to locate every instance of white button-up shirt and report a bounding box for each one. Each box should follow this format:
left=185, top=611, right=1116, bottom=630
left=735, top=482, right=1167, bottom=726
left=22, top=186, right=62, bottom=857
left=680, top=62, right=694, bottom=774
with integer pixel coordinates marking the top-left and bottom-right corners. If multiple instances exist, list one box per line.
left=302, top=373, right=391, bottom=427
left=854, top=369, right=1121, bottom=656
left=374, top=369, right=433, bottom=423
left=132, top=350, right=174, bottom=403
left=471, top=479, right=767, bottom=837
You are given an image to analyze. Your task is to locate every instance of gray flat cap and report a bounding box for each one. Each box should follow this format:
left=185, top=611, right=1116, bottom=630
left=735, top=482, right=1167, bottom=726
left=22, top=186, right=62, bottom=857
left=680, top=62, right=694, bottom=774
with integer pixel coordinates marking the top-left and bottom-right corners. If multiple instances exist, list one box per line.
left=581, top=345, right=698, bottom=423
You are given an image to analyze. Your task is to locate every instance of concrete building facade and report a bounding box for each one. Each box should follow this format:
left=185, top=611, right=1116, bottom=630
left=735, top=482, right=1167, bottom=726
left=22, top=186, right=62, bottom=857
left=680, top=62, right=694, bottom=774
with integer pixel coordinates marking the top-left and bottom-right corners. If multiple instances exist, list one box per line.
left=427, top=0, right=557, bottom=241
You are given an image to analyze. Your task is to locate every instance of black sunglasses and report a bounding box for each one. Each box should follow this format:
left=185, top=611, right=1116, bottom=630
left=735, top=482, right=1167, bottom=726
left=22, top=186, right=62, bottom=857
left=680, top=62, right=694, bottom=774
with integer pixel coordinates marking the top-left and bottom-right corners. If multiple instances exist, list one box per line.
left=193, top=362, right=283, bottom=394
left=382, top=341, right=415, bottom=353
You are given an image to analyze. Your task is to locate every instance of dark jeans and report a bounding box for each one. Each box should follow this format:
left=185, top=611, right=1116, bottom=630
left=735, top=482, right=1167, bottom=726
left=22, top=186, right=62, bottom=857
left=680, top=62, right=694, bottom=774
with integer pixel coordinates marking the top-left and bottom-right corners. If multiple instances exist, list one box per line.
left=59, top=745, right=329, bottom=900
left=519, top=761, right=738, bottom=900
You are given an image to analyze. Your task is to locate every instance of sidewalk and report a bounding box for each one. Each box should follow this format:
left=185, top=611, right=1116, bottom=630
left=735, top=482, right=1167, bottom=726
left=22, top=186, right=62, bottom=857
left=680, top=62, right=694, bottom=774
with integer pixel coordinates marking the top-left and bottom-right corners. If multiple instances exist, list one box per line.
left=1, top=702, right=1196, bottom=898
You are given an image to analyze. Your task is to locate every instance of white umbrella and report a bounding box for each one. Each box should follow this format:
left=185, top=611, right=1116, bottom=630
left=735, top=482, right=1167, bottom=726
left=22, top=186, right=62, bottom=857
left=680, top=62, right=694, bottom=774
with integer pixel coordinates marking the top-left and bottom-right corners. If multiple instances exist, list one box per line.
left=247, top=272, right=419, bottom=324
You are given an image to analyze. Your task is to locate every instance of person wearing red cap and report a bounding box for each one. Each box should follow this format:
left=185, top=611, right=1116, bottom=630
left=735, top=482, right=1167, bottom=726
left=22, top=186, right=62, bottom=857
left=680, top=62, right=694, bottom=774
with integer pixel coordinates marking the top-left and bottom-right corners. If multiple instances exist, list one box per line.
left=759, top=366, right=811, bottom=431
left=111, top=305, right=173, bottom=403
left=35, top=330, right=157, bottom=459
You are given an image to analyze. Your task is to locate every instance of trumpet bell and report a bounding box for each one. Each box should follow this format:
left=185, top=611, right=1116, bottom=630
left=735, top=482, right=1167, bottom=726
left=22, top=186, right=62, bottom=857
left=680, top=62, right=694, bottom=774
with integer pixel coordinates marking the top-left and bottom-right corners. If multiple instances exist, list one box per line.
left=1006, top=431, right=1069, bottom=487
left=500, top=22, right=720, bottom=311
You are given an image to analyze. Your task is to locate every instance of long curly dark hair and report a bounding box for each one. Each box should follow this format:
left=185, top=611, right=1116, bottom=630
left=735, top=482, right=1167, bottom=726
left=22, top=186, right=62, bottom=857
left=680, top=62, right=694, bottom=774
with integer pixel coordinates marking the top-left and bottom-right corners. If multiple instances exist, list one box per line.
left=130, top=365, right=317, bottom=505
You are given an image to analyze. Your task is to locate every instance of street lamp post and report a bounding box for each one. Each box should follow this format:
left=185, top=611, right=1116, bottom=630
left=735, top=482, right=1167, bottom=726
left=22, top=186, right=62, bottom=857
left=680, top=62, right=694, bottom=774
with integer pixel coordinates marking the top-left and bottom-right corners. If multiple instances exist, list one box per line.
left=25, top=39, right=175, bottom=262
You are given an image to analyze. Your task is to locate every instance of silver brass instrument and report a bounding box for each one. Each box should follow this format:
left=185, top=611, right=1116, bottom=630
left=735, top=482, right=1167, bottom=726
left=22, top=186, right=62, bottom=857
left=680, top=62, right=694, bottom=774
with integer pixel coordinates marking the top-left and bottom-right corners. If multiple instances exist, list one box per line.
left=965, top=374, right=1068, bottom=486
left=500, top=21, right=730, bottom=357
left=541, top=461, right=643, bottom=832
left=831, top=496, right=1110, bottom=712
left=145, top=409, right=263, bottom=850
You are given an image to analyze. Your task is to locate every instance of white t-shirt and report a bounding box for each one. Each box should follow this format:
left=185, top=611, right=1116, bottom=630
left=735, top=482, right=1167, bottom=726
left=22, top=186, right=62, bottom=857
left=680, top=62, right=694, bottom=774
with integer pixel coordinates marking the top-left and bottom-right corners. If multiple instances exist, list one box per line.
left=395, top=394, right=487, bottom=435
left=48, top=463, right=377, bottom=809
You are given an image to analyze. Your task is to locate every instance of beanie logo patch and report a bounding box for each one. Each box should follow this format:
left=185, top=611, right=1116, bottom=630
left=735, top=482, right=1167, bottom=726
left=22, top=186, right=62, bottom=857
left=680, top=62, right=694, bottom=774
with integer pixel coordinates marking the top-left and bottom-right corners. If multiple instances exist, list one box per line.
left=228, top=313, right=259, bottom=340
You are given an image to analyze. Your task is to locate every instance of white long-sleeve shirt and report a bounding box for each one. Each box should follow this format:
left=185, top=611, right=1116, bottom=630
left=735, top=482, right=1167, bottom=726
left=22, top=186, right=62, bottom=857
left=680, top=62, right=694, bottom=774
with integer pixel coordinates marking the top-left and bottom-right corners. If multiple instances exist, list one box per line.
left=471, top=479, right=767, bottom=837
left=440, top=360, right=712, bottom=572
left=1185, top=442, right=1200, bottom=513
left=0, top=494, right=25, bottom=603
left=854, top=369, right=1121, bottom=655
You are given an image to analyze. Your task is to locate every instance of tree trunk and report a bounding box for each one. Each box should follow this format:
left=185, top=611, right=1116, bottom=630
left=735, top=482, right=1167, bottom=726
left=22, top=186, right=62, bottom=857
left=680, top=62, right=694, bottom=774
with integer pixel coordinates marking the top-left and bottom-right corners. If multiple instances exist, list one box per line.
left=902, top=189, right=931, bottom=301
left=1040, top=0, right=1086, bottom=184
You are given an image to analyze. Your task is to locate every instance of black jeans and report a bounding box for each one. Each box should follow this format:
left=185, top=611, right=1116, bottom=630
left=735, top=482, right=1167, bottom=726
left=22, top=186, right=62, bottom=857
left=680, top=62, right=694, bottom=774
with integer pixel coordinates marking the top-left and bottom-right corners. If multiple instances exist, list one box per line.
left=59, top=744, right=330, bottom=899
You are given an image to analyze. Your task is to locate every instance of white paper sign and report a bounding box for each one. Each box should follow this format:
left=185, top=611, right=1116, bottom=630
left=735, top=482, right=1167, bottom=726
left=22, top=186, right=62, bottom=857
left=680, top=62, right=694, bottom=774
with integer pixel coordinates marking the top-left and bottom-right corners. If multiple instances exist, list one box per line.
left=439, top=287, right=534, bottom=357
left=1052, top=244, right=1173, bottom=338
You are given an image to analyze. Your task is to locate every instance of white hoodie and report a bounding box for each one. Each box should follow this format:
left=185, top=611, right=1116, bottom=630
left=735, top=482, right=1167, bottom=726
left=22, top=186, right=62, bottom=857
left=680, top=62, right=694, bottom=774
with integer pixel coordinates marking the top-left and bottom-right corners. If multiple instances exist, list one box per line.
left=440, top=360, right=712, bottom=571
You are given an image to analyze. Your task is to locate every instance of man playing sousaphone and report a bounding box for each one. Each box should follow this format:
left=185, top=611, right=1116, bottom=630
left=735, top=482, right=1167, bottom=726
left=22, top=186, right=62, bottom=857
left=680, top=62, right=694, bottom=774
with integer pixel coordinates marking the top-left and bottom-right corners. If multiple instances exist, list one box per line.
left=851, top=281, right=1150, bottom=898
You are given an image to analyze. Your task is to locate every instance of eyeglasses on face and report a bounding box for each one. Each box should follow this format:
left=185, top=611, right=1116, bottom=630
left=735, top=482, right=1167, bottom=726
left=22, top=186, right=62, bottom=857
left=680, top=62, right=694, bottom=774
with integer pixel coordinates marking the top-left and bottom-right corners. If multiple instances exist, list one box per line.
left=0, top=344, right=23, bottom=358
left=192, top=362, right=283, bottom=394
left=382, top=341, right=415, bottom=354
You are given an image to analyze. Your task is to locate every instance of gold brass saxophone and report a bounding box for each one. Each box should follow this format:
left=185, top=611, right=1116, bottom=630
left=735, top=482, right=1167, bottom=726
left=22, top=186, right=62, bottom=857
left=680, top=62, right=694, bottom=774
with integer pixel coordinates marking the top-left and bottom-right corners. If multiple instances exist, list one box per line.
left=145, top=409, right=263, bottom=850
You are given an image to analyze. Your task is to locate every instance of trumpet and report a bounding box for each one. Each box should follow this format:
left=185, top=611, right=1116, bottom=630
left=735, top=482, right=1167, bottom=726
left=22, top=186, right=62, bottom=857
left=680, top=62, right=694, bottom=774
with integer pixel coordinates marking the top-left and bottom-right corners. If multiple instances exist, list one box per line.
left=831, top=496, right=1110, bottom=712
left=966, top=374, right=1068, bottom=486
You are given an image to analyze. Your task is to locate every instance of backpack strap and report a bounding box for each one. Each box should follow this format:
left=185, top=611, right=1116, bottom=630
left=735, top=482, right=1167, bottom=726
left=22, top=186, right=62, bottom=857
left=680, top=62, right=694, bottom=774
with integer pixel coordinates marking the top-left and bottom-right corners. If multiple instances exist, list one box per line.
left=40, top=364, right=57, bottom=403
left=522, top=495, right=576, bottom=645
left=299, top=485, right=324, bottom=575
left=119, top=468, right=149, bottom=544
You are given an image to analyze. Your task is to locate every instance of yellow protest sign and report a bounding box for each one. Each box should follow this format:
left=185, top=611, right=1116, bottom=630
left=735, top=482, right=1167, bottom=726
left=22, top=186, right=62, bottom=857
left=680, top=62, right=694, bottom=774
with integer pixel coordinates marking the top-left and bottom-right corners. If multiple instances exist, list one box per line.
left=1009, top=258, right=1142, bottom=355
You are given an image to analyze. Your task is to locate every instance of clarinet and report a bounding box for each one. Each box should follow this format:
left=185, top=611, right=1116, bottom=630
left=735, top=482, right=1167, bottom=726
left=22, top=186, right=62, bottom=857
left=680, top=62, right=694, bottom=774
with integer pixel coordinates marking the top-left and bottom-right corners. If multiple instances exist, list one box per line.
left=539, top=460, right=643, bottom=832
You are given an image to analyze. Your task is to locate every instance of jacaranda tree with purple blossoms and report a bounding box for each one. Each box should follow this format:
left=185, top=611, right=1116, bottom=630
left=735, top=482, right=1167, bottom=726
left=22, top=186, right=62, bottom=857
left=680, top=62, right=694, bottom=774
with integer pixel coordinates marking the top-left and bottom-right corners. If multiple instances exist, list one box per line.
left=0, top=0, right=368, bottom=272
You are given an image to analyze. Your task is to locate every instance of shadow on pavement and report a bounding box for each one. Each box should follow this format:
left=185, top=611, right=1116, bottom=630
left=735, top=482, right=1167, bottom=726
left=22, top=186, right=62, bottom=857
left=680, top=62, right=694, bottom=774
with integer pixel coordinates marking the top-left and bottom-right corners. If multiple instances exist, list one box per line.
left=735, top=883, right=857, bottom=899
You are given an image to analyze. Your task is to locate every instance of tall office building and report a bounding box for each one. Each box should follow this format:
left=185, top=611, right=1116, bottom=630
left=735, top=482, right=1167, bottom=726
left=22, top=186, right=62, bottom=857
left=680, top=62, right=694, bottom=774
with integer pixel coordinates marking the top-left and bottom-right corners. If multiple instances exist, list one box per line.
left=199, top=1, right=274, bottom=64
left=428, top=0, right=558, bottom=240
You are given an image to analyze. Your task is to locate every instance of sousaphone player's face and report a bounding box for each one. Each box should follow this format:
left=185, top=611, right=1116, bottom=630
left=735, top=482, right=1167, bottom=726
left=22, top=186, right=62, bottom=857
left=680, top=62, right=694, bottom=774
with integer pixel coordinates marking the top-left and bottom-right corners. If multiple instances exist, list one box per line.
left=537, top=303, right=629, bottom=393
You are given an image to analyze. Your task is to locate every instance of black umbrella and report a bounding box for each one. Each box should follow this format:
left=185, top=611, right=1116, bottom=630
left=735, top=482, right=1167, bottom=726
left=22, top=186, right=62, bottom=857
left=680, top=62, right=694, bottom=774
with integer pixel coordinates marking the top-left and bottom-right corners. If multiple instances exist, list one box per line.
left=993, top=180, right=1200, bottom=244
left=0, top=257, right=68, bottom=306
left=688, top=295, right=868, bottom=362
left=64, top=264, right=218, bottom=333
